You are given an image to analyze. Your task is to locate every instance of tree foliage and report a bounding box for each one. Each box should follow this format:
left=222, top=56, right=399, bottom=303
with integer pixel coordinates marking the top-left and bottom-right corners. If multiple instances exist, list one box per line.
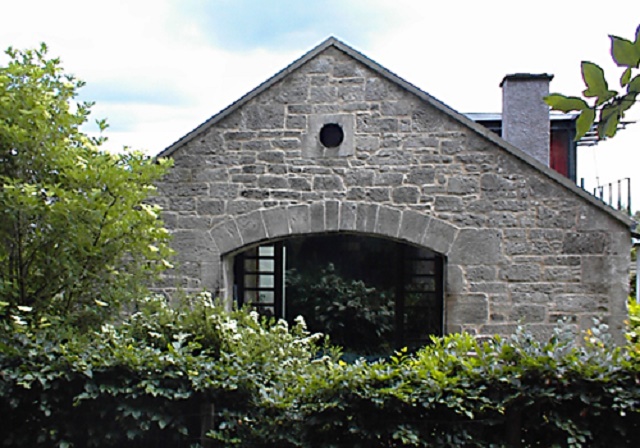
left=0, top=44, right=173, bottom=326
left=545, top=25, right=640, bottom=140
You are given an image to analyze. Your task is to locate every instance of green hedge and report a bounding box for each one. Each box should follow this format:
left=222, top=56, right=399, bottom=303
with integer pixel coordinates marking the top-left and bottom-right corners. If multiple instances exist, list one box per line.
left=2, top=295, right=640, bottom=447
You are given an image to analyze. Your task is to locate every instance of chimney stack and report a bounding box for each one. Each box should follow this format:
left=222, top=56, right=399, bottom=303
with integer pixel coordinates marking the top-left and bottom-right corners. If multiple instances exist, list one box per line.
left=500, top=73, right=553, bottom=166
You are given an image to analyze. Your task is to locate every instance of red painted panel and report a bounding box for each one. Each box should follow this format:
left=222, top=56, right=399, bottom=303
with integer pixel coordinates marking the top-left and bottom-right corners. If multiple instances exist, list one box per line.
left=550, top=132, right=569, bottom=177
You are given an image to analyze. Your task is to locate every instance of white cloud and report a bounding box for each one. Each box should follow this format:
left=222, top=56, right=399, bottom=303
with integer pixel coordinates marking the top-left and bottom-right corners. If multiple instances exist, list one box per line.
left=2, top=0, right=640, bottom=210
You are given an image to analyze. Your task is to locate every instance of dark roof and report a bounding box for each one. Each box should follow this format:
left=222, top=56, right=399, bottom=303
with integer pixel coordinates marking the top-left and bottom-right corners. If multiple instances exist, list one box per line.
left=157, top=37, right=632, bottom=229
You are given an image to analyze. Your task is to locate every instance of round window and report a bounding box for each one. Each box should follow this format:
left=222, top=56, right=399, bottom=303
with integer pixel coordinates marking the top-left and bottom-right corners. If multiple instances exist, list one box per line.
left=319, top=123, right=344, bottom=148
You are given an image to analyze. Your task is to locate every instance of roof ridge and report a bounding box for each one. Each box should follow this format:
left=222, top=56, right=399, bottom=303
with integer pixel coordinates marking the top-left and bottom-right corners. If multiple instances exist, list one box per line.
left=156, top=37, right=632, bottom=228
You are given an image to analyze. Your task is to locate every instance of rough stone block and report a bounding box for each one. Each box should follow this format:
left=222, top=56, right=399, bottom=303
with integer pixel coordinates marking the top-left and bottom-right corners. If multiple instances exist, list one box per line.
left=511, top=304, right=546, bottom=323
left=243, top=104, right=285, bottom=129
left=241, top=189, right=269, bottom=200
left=480, top=173, right=515, bottom=193
left=448, top=294, right=489, bottom=324
left=355, top=135, right=380, bottom=152
left=470, top=282, right=508, bottom=294
left=209, top=221, right=243, bottom=254
left=177, top=215, right=212, bottom=230
left=200, top=261, right=221, bottom=292
left=339, top=201, right=358, bottom=231
left=288, top=204, right=310, bottom=234
left=411, top=106, right=446, bottom=132
left=196, top=199, right=225, bottom=216
left=171, top=183, right=209, bottom=197
left=242, top=140, right=271, bottom=152
left=210, top=183, right=239, bottom=199
left=338, top=85, right=365, bottom=102
left=309, top=202, right=326, bottom=233
left=399, top=210, right=430, bottom=245
left=286, top=114, right=307, bottom=129
left=447, top=264, right=465, bottom=295
left=449, top=229, right=503, bottom=264
left=500, top=263, right=541, bottom=282
left=325, top=201, right=340, bottom=231
left=242, top=165, right=266, bottom=175
left=422, top=218, right=457, bottom=255
left=309, top=86, right=337, bottom=103
left=478, top=323, right=518, bottom=337
left=608, top=231, right=631, bottom=256
left=346, top=170, right=375, bottom=187
left=313, top=175, right=345, bottom=191
left=194, top=168, right=229, bottom=182
left=392, top=186, right=420, bottom=204
left=375, top=206, right=401, bottom=238
left=262, top=208, right=290, bottom=238
left=553, top=294, right=608, bottom=313
left=562, top=232, right=606, bottom=254
left=236, top=211, right=267, bottom=245
left=367, top=187, right=390, bottom=202
left=364, top=77, right=387, bottom=101
left=447, top=176, right=478, bottom=194
left=505, top=240, right=529, bottom=256
left=466, top=266, right=497, bottom=282
left=172, top=230, right=217, bottom=260
left=434, top=196, right=463, bottom=212
left=257, top=150, right=285, bottom=163
left=536, top=206, right=576, bottom=228
left=168, top=197, right=196, bottom=212
left=289, top=177, right=312, bottom=191
left=576, top=205, right=627, bottom=232
left=356, top=203, right=379, bottom=234
left=407, top=167, right=436, bottom=185
left=374, top=172, right=404, bottom=186
left=231, top=174, right=257, bottom=184
left=258, top=175, right=288, bottom=189
left=381, top=100, right=413, bottom=116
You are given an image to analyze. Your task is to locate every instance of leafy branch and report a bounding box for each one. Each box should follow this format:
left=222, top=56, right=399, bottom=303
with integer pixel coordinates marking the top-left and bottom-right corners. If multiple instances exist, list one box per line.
left=545, top=25, right=640, bottom=140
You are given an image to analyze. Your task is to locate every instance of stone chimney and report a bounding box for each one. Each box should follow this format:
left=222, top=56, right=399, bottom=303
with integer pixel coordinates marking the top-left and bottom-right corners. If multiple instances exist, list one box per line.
left=500, top=73, right=553, bottom=166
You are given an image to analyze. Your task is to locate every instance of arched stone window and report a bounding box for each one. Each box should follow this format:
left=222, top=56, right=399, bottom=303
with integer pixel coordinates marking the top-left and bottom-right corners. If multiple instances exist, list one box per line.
left=233, top=234, right=444, bottom=357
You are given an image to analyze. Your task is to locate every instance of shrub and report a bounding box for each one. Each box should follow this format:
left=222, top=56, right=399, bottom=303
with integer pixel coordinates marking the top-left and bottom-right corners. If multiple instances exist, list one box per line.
left=2, top=297, right=640, bottom=447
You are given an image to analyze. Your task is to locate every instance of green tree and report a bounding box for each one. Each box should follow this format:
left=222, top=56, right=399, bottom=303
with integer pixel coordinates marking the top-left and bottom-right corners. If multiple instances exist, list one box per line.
left=545, top=25, right=640, bottom=140
left=0, top=44, right=173, bottom=326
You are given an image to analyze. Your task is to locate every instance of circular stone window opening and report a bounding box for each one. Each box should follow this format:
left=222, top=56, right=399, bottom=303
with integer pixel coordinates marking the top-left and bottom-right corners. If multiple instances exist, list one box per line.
left=319, top=123, right=344, bottom=148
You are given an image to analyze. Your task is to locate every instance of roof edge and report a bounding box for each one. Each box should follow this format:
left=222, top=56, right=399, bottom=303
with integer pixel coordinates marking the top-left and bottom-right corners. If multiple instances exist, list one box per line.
left=155, top=37, right=632, bottom=229
left=157, top=37, right=343, bottom=158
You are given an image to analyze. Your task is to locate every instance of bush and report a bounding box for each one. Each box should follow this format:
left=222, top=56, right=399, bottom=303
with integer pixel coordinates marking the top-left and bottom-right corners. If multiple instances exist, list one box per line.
left=2, top=297, right=640, bottom=447
left=286, top=263, right=394, bottom=355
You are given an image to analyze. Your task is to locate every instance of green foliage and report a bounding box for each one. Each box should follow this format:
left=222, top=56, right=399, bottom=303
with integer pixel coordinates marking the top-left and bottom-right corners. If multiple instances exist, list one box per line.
left=628, top=297, right=640, bottom=344
left=0, top=44, right=173, bottom=326
left=3, top=297, right=640, bottom=447
left=0, top=294, right=332, bottom=447
left=545, top=24, right=640, bottom=140
left=286, top=263, right=394, bottom=355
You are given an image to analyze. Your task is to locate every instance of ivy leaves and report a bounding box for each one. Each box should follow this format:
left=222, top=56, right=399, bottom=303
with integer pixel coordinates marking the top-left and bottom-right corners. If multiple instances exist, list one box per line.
left=545, top=24, right=640, bottom=141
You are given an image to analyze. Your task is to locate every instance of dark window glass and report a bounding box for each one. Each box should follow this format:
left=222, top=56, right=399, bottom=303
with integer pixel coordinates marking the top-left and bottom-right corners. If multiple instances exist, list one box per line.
left=234, top=235, right=444, bottom=357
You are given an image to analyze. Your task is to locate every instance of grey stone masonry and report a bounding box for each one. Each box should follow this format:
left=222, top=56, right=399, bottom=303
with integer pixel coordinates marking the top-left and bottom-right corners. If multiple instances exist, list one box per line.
left=501, top=74, right=553, bottom=167
left=154, top=38, right=631, bottom=343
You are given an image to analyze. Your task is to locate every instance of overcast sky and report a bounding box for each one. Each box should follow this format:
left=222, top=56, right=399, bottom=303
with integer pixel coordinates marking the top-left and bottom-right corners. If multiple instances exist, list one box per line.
left=2, top=0, right=639, bottom=211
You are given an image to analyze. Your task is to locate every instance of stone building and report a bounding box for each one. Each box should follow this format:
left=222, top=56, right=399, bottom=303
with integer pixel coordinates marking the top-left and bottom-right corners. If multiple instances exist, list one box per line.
left=154, top=37, right=632, bottom=348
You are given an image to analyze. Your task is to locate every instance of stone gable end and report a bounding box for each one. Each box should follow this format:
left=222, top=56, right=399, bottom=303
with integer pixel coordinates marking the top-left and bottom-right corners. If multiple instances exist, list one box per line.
left=154, top=44, right=630, bottom=342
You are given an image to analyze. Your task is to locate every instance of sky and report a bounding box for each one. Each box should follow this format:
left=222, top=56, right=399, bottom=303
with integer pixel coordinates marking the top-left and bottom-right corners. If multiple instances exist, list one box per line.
left=1, top=0, right=639, bottom=212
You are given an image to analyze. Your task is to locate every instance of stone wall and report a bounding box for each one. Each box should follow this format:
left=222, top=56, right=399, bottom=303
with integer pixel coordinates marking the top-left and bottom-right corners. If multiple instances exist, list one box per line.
left=154, top=45, right=630, bottom=341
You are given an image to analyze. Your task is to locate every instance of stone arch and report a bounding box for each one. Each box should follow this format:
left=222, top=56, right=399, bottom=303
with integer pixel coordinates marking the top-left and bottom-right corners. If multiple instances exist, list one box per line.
left=207, top=203, right=466, bottom=316
left=209, top=202, right=461, bottom=259
left=221, top=213, right=451, bottom=353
